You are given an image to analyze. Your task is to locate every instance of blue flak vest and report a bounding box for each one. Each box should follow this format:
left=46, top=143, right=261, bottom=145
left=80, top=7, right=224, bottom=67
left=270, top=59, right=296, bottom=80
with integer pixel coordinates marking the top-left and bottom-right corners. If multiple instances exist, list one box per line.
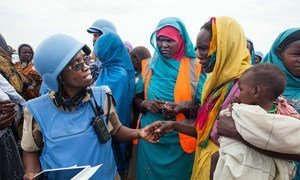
left=26, top=86, right=116, bottom=180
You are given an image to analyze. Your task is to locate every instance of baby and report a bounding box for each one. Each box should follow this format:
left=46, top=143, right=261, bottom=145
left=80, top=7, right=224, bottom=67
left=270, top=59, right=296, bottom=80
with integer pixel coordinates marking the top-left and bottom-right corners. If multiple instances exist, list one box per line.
left=214, top=63, right=300, bottom=179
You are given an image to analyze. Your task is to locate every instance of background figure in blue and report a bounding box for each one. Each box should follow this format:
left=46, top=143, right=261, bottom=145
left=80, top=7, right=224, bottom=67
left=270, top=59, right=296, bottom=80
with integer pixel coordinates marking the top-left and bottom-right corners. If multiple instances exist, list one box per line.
left=94, top=32, right=135, bottom=179
left=87, top=19, right=117, bottom=46
left=87, top=19, right=118, bottom=84
left=254, top=50, right=264, bottom=64
left=246, top=37, right=256, bottom=64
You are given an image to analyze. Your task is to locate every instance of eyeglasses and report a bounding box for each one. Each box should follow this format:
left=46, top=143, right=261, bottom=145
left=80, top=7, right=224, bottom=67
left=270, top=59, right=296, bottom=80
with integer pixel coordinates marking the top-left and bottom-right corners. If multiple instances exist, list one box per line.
left=67, top=58, right=91, bottom=72
left=70, top=61, right=85, bottom=71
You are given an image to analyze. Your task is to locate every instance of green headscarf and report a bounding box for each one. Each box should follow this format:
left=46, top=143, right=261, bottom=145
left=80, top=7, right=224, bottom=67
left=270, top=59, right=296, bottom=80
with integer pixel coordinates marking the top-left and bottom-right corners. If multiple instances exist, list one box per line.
left=261, top=28, right=300, bottom=100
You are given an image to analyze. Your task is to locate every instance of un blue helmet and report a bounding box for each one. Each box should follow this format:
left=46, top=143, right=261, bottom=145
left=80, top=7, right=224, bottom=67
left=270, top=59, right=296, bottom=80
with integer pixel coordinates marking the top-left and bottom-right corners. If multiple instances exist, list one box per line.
left=34, top=34, right=91, bottom=92
left=87, top=19, right=117, bottom=34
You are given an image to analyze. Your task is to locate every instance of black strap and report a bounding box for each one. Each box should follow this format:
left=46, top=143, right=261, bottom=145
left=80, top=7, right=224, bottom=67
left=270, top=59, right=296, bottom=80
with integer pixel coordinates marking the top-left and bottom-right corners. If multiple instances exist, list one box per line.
left=106, top=93, right=112, bottom=123
left=87, top=87, right=112, bottom=123
left=88, top=100, right=99, bottom=117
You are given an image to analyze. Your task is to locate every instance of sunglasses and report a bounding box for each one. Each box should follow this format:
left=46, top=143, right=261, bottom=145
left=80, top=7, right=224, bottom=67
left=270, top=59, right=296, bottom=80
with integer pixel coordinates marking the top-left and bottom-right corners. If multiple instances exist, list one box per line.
left=67, top=57, right=91, bottom=72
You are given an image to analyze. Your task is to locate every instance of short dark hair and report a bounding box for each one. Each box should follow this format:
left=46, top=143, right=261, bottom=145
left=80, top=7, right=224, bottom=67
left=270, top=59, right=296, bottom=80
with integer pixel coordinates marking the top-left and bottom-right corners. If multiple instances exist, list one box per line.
left=129, top=46, right=151, bottom=63
left=201, top=20, right=212, bottom=34
left=243, top=63, right=287, bottom=99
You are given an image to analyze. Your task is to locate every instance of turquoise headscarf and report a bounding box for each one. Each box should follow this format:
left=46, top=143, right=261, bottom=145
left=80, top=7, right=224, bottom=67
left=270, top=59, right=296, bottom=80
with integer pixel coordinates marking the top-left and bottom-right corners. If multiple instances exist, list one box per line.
left=261, top=28, right=300, bottom=100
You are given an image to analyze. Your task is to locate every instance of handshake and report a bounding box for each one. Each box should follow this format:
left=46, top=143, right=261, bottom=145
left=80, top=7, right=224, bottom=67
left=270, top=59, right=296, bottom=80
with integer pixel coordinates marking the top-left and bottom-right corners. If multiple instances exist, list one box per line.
left=138, top=100, right=198, bottom=143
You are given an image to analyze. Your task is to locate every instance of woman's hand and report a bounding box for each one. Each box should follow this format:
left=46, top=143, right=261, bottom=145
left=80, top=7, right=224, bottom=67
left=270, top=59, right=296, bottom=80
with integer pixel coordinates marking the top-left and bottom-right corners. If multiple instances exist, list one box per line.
left=142, top=100, right=165, bottom=114
left=138, top=121, right=166, bottom=143
left=161, top=102, right=191, bottom=119
left=155, top=121, right=177, bottom=135
left=161, top=101, right=200, bottom=119
left=22, top=151, right=41, bottom=180
left=161, top=102, right=176, bottom=119
left=138, top=121, right=177, bottom=143
left=229, top=96, right=240, bottom=111
left=0, top=100, right=17, bottom=129
left=217, top=115, right=242, bottom=141
left=23, top=172, right=35, bottom=180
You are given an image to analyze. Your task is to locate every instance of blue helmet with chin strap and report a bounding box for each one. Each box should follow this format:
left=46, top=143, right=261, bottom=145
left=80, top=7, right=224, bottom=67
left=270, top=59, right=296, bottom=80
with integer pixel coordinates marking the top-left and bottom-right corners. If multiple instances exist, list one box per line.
left=34, top=34, right=91, bottom=92
left=87, top=19, right=117, bottom=34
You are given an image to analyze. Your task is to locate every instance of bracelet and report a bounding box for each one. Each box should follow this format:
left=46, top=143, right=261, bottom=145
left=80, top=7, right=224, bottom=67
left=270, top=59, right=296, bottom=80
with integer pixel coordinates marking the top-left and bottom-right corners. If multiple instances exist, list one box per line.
left=141, top=100, right=147, bottom=110
left=173, top=122, right=179, bottom=131
left=137, top=129, right=141, bottom=139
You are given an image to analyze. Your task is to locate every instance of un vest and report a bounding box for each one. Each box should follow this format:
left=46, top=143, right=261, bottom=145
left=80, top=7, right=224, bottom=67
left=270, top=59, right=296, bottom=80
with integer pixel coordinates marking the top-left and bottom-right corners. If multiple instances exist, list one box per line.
left=26, top=86, right=116, bottom=180
left=142, top=57, right=201, bottom=153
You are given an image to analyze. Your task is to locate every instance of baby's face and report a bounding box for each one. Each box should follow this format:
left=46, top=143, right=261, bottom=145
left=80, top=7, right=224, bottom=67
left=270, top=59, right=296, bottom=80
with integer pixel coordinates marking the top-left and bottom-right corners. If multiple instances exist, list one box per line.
left=237, top=73, right=257, bottom=105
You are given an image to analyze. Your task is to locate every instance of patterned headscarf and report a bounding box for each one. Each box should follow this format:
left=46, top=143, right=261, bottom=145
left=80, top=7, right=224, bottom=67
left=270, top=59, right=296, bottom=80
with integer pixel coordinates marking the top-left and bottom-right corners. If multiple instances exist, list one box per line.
left=0, top=34, right=23, bottom=93
left=196, top=16, right=251, bottom=146
left=201, top=16, right=251, bottom=103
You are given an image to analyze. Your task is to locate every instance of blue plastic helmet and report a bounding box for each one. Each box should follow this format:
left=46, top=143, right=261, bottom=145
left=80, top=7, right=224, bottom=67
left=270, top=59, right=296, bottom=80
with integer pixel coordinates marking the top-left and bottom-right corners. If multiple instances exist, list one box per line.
left=87, top=19, right=117, bottom=34
left=34, top=34, right=91, bottom=92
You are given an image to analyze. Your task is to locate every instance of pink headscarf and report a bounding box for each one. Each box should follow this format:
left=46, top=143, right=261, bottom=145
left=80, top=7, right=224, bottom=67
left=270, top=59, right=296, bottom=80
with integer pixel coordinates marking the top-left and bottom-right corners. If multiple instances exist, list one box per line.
left=156, top=26, right=185, bottom=60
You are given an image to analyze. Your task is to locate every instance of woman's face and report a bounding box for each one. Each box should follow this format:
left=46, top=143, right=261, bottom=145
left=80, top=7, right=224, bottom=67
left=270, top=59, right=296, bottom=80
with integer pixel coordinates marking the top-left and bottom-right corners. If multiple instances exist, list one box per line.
left=196, top=28, right=214, bottom=73
left=20, top=46, right=33, bottom=63
left=156, top=35, right=178, bottom=59
left=61, top=51, right=93, bottom=90
left=278, top=40, right=300, bottom=77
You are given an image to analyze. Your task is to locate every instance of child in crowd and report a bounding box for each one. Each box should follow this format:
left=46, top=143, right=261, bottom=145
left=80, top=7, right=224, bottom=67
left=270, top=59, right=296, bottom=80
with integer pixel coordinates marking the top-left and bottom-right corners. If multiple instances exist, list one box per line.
left=214, top=63, right=300, bottom=179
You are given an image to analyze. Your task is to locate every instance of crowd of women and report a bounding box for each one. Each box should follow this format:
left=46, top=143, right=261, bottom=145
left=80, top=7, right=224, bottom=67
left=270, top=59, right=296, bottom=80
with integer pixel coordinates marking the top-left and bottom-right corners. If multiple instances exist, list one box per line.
left=0, top=15, right=299, bottom=180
